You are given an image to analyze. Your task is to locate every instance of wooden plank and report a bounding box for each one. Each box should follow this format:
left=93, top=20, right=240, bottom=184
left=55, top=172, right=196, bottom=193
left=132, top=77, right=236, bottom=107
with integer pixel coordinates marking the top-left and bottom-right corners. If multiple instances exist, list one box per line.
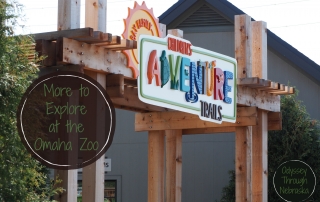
left=35, top=39, right=57, bottom=66
left=33, top=28, right=94, bottom=41
left=271, top=86, right=295, bottom=95
left=168, top=29, right=183, bottom=38
left=255, top=81, right=279, bottom=90
left=165, top=130, right=182, bottom=202
left=106, top=74, right=124, bottom=98
left=38, top=65, right=84, bottom=77
left=85, top=0, right=107, bottom=32
left=135, top=109, right=258, bottom=132
left=103, top=39, right=137, bottom=50
left=82, top=72, right=106, bottom=202
left=235, top=15, right=252, bottom=78
left=75, top=31, right=112, bottom=43
left=251, top=20, right=269, bottom=201
left=237, top=86, right=280, bottom=112
left=148, top=131, right=165, bottom=202
left=57, top=0, right=80, bottom=30
left=183, top=112, right=281, bottom=134
left=111, top=86, right=168, bottom=112
left=235, top=15, right=253, bottom=202
left=237, top=77, right=270, bottom=88
left=252, top=110, right=268, bottom=202
left=93, top=35, right=121, bottom=46
left=159, top=23, right=166, bottom=38
left=61, top=38, right=133, bottom=77
left=235, top=126, right=252, bottom=202
left=252, top=21, right=267, bottom=79
left=268, top=112, right=282, bottom=130
left=183, top=127, right=235, bottom=134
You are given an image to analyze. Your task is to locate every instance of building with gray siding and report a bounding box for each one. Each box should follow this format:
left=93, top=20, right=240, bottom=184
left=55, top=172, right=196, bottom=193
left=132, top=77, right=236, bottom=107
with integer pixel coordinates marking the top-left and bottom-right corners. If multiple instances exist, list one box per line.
left=79, top=0, right=320, bottom=201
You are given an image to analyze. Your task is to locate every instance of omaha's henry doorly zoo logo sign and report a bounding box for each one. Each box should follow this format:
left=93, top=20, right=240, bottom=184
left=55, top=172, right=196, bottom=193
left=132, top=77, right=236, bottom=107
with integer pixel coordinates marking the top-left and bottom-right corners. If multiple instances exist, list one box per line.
left=138, top=34, right=237, bottom=123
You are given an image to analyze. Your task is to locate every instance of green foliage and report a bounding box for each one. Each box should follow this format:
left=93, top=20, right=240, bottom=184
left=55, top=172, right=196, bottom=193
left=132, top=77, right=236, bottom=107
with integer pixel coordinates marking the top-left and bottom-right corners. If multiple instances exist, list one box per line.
left=0, top=1, right=63, bottom=201
left=218, top=92, right=320, bottom=201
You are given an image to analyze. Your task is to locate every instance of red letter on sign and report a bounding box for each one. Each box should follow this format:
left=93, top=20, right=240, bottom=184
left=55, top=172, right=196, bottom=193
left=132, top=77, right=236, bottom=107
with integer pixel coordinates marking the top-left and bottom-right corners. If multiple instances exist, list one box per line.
left=214, top=67, right=224, bottom=100
left=147, top=50, right=161, bottom=86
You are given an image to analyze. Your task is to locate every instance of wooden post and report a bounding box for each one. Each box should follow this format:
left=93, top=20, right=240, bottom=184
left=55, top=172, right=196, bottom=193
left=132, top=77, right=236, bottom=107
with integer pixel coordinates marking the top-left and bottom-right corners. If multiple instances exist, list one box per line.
left=82, top=71, right=106, bottom=202
left=165, top=130, right=182, bottom=202
left=234, top=14, right=252, bottom=202
left=148, top=131, right=165, bottom=202
left=81, top=2, right=107, bottom=201
left=57, top=0, right=80, bottom=30
left=251, top=21, right=268, bottom=202
left=54, top=3, right=80, bottom=201
left=85, top=0, right=107, bottom=32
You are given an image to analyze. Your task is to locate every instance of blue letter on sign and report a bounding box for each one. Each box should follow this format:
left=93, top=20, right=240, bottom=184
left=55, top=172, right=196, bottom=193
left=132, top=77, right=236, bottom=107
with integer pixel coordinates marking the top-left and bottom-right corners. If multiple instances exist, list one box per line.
left=223, top=71, right=233, bottom=104
left=180, top=57, right=190, bottom=92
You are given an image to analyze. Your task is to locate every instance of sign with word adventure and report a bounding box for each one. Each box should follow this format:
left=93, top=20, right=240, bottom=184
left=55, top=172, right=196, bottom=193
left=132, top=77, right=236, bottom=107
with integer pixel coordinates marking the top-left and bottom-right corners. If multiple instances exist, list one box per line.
left=17, top=72, right=115, bottom=170
left=138, top=35, right=237, bottom=123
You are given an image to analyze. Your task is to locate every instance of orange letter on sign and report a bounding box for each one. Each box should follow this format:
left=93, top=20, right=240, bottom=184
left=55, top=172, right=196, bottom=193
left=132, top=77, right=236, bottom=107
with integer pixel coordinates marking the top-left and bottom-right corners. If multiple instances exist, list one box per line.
left=147, top=50, right=161, bottom=86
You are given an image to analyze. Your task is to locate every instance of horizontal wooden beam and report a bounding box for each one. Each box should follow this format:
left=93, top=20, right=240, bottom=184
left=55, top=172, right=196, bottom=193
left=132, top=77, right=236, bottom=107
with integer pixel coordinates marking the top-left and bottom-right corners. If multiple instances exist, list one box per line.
left=74, top=31, right=112, bottom=43
left=237, top=86, right=280, bottom=112
left=104, top=39, right=137, bottom=50
left=237, top=77, right=270, bottom=88
left=33, top=28, right=94, bottom=41
left=93, top=36, right=121, bottom=46
left=183, top=127, right=235, bottom=135
left=135, top=107, right=258, bottom=131
left=183, top=111, right=281, bottom=134
left=112, top=86, right=169, bottom=112
left=61, top=38, right=133, bottom=77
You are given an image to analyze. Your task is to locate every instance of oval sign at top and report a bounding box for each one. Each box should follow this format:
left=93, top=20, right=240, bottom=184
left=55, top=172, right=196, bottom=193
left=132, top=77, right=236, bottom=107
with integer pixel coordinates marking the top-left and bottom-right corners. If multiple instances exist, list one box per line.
left=122, top=1, right=162, bottom=79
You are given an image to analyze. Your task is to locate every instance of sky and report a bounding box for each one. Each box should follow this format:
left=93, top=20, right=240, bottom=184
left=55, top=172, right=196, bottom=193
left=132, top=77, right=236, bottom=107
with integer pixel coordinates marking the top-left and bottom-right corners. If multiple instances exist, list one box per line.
left=17, top=0, right=320, bottom=65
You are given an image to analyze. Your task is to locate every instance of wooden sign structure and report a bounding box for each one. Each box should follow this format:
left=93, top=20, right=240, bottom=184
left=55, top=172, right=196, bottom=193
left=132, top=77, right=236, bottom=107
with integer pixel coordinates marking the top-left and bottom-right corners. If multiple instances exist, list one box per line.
left=32, top=0, right=294, bottom=201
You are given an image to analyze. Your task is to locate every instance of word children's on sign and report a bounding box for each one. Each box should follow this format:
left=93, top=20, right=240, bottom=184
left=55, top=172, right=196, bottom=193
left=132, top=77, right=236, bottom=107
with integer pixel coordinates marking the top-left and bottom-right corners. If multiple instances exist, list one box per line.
left=138, top=35, right=237, bottom=123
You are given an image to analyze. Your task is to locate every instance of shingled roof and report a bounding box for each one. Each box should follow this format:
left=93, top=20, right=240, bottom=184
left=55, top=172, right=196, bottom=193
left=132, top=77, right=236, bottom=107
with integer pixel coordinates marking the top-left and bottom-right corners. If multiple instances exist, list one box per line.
left=159, top=0, right=320, bottom=83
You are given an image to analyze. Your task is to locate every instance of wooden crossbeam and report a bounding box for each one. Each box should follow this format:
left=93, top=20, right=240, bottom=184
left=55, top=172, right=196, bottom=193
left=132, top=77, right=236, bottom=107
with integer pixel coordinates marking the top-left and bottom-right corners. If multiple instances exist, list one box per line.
left=33, top=28, right=94, bottom=41
left=93, top=36, right=121, bottom=46
left=237, top=77, right=270, bottom=88
left=74, top=31, right=112, bottom=43
left=111, top=86, right=168, bottom=112
left=183, top=111, right=281, bottom=134
left=60, top=38, right=133, bottom=77
left=135, top=107, right=258, bottom=131
left=271, top=86, right=295, bottom=95
left=104, top=39, right=137, bottom=50
left=237, top=86, right=280, bottom=112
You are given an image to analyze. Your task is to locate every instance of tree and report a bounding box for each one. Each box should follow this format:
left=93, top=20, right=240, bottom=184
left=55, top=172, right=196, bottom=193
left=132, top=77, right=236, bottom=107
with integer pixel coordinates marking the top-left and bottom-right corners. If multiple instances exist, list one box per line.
left=0, top=1, right=63, bottom=201
left=219, top=92, right=320, bottom=201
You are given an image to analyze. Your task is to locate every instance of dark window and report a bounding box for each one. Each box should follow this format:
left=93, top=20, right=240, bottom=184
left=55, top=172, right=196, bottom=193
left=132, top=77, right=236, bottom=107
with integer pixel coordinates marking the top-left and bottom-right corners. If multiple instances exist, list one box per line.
left=104, top=180, right=116, bottom=202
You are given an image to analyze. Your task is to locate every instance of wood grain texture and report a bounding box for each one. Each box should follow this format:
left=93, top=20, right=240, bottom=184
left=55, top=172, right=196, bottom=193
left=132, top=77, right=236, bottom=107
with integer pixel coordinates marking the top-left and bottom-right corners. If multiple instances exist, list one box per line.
left=251, top=21, right=267, bottom=79
left=135, top=107, right=258, bottom=131
left=235, top=15, right=252, bottom=78
left=165, top=130, right=182, bottom=202
left=57, top=0, right=80, bottom=30
left=148, top=131, right=165, bottom=202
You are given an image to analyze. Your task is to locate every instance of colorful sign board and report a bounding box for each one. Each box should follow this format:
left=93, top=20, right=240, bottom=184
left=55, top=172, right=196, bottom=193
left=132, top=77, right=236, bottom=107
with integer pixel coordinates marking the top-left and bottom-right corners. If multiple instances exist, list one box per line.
left=138, top=35, right=237, bottom=123
left=122, top=1, right=161, bottom=78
